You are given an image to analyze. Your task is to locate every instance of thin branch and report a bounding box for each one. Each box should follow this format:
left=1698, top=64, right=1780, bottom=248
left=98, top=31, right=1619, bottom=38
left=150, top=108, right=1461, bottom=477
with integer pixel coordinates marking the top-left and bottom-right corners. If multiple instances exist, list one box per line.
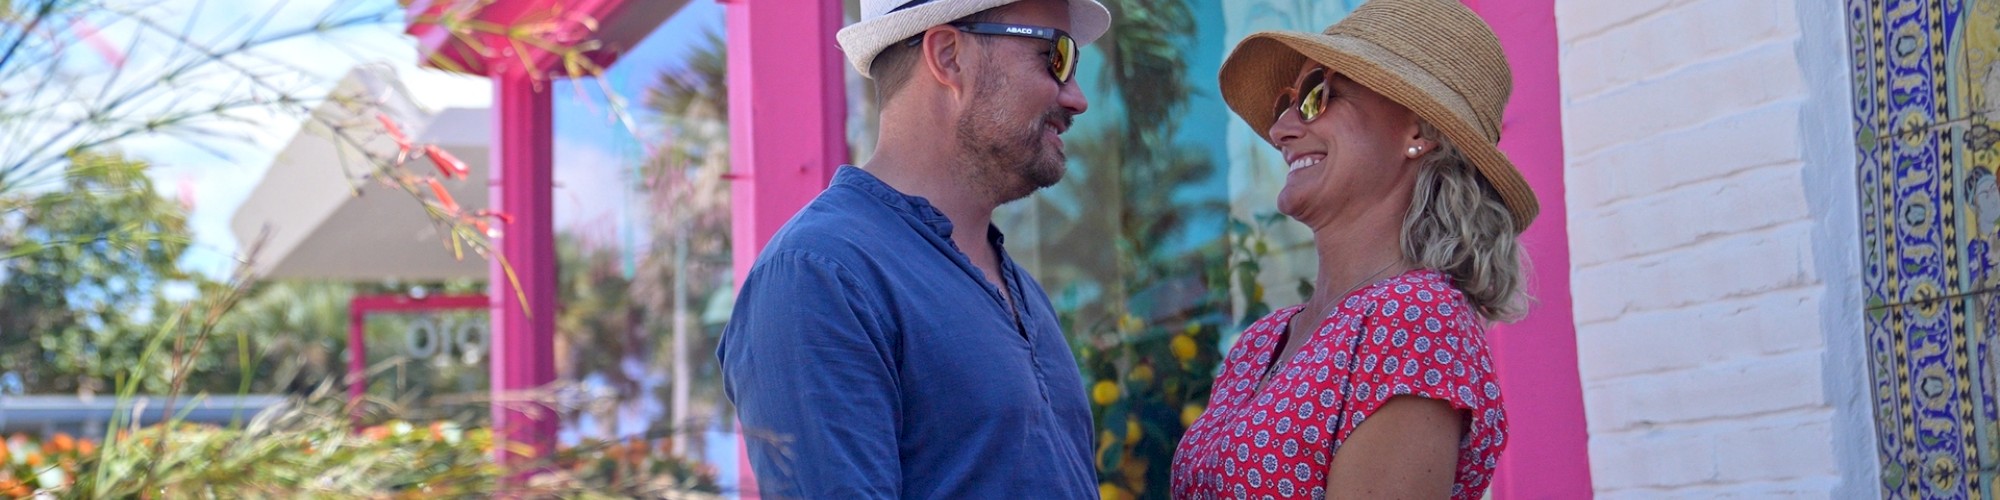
left=0, top=0, right=56, bottom=70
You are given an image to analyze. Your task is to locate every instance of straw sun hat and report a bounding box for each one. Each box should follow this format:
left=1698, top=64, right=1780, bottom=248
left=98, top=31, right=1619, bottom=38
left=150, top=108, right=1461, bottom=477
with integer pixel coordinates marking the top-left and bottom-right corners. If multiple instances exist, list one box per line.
left=837, top=0, right=1112, bottom=78
left=1219, top=0, right=1539, bottom=231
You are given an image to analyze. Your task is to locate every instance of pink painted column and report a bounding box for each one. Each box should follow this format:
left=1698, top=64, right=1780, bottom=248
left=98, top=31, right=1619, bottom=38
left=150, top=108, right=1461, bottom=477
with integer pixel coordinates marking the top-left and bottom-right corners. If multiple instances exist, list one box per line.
left=724, top=0, right=847, bottom=286
left=1466, top=0, right=1595, bottom=497
left=489, top=63, right=559, bottom=469
left=349, top=306, right=368, bottom=406
left=721, top=0, right=848, bottom=495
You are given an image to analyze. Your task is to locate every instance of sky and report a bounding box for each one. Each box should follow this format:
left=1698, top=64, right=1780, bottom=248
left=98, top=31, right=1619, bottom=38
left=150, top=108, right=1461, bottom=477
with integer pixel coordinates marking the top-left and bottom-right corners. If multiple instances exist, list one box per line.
left=44, top=0, right=725, bottom=279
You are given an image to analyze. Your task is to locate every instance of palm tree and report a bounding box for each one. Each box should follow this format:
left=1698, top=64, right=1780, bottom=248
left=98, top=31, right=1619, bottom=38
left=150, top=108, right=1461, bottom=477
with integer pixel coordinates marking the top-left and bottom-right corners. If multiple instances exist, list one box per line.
left=631, top=27, right=734, bottom=457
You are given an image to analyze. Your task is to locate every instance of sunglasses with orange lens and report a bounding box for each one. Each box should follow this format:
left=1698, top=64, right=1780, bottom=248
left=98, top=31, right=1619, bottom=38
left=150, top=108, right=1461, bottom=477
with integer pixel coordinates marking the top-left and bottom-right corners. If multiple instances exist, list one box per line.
left=1273, top=66, right=1330, bottom=123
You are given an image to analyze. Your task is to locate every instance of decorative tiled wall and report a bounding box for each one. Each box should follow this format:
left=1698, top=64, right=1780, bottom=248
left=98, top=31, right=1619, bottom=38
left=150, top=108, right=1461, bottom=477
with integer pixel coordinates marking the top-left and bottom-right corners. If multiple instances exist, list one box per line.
left=1850, top=0, right=2000, bottom=497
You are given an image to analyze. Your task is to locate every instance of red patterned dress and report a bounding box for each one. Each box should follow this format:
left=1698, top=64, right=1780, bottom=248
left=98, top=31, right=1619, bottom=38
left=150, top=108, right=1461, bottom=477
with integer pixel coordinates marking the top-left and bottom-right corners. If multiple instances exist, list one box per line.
left=1170, top=269, right=1507, bottom=500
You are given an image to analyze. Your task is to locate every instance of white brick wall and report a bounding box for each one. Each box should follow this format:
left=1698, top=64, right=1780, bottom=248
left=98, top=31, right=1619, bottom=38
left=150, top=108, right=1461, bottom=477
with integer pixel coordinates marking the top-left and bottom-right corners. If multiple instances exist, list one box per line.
left=1557, top=0, right=1875, bottom=496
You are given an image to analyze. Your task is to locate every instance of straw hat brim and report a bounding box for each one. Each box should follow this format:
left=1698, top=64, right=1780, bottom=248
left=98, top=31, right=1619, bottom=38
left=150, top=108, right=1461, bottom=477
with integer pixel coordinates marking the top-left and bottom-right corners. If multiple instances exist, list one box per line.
left=837, top=0, right=1112, bottom=78
left=1219, top=31, right=1539, bottom=231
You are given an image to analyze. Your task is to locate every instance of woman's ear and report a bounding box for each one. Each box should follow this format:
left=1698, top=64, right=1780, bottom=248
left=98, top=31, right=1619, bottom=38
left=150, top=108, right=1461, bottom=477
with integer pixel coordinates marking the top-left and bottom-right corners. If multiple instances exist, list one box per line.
left=1405, top=126, right=1435, bottom=158
left=921, top=28, right=970, bottom=98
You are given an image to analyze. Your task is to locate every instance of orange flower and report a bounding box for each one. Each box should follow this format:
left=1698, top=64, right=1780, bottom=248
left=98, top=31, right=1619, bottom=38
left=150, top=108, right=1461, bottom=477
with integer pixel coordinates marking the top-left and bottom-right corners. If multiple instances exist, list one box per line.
left=425, top=145, right=469, bottom=179
left=426, top=177, right=460, bottom=214
left=603, top=439, right=625, bottom=462
left=429, top=422, right=447, bottom=441
left=75, top=439, right=95, bottom=457
left=43, top=433, right=73, bottom=455
left=0, top=441, right=10, bottom=465
left=24, top=451, right=44, bottom=468
left=362, top=426, right=393, bottom=441
left=0, top=478, right=27, bottom=498
left=627, top=438, right=649, bottom=464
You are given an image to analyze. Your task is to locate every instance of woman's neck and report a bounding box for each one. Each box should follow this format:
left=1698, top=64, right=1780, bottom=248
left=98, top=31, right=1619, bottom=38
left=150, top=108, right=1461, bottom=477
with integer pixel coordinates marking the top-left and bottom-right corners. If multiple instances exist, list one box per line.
left=1303, top=219, right=1412, bottom=316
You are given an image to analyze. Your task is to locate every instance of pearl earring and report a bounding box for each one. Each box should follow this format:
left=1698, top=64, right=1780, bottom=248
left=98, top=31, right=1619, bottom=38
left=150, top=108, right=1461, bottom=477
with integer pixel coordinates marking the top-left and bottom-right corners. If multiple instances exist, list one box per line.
left=1407, top=146, right=1423, bottom=157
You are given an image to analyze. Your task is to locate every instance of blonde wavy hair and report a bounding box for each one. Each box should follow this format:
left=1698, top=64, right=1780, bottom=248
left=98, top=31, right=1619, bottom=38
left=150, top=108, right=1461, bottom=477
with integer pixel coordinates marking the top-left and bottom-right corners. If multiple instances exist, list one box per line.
left=1400, top=122, right=1531, bottom=323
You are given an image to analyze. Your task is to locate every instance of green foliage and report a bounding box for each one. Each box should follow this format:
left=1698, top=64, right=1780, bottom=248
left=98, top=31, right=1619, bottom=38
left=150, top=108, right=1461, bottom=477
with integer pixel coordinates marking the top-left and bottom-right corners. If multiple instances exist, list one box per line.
left=1023, top=0, right=1234, bottom=497
left=1037, top=0, right=1285, bottom=497
left=0, top=153, right=207, bottom=394
left=0, top=396, right=720, bottom=498
left=207, top=280, right=357, bottom=395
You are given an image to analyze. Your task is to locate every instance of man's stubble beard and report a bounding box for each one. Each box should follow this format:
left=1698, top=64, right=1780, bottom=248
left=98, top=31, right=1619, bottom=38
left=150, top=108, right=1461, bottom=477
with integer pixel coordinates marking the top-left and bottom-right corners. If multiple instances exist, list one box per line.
left=956, top=72, right=1070, bottom=205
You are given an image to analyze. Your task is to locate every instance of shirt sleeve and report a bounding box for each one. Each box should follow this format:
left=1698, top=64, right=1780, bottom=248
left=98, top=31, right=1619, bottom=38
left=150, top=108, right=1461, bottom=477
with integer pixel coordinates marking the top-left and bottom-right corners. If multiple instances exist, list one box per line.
left=718, top=250, right=901, bottom=498
left=1333, top=286, right=1505, bottom=449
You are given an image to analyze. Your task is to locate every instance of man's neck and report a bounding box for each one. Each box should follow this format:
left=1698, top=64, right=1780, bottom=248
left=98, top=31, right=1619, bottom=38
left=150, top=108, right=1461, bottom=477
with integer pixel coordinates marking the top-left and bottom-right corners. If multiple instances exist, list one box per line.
left=861, top=143, right=1010, bottom=290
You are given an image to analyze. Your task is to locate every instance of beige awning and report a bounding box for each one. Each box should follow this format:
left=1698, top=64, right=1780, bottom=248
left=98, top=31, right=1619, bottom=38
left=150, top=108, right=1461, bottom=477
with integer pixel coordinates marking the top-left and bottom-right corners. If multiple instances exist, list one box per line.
left=232, top=66, right=492, bottom=281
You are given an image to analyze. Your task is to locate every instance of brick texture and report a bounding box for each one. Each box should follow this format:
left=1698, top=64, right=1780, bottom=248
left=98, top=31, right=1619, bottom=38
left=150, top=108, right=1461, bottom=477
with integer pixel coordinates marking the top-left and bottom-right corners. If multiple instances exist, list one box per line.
left=1557, top=0, right=1860, bottom=496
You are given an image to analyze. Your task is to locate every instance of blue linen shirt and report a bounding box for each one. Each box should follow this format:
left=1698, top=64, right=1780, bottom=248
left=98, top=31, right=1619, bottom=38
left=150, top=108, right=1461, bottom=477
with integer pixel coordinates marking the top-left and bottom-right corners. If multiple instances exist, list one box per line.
left=718, top=166, right=1097, bottom=499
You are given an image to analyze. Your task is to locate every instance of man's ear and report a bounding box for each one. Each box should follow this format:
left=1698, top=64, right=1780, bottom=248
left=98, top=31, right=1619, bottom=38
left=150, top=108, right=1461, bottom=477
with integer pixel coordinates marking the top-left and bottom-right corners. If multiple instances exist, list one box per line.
left=921, top=27, right=971, bottom=98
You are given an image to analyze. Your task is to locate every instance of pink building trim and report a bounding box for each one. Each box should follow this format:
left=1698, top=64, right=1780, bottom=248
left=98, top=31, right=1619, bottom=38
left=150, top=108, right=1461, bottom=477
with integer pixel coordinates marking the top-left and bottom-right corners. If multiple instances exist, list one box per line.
left=346, top=294, right=491, bottom=408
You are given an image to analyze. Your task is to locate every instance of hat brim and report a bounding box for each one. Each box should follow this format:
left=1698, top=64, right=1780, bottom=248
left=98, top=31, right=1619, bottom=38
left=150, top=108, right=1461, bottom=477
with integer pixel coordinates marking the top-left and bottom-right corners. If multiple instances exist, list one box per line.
left=1218, top=31, right=1540, bottom=231
left=838, top=0, right=1112, bottom=78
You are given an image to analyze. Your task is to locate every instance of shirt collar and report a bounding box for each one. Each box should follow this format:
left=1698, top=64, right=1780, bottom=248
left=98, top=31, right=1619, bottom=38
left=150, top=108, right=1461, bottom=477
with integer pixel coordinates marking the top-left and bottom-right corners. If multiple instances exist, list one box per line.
left=834, top=166, right=1011, bottom=248
left=835, top=165, right=956, bottom=238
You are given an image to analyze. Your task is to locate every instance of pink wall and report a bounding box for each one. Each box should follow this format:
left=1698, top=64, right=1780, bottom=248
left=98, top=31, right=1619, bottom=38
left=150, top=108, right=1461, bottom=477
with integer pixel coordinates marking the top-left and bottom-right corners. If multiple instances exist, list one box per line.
left=1465, top=0, right=1596, bottom=497
left=722, top=0, right=848, bottom=496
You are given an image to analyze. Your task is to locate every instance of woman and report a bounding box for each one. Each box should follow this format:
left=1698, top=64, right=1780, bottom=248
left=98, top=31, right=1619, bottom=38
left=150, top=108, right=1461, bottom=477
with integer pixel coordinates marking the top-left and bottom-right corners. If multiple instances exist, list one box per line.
left=1169, top=0, right=1537, bottom=498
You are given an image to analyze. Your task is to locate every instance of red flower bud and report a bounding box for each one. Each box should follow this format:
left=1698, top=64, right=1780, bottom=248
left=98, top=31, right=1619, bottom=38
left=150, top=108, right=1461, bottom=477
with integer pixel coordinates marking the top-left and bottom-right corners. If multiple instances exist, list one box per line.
left=426, top=178, right=460, bottom=214
left=377, top=113, right=411, bottom=160
left=425, top=145, right=469, bottom=179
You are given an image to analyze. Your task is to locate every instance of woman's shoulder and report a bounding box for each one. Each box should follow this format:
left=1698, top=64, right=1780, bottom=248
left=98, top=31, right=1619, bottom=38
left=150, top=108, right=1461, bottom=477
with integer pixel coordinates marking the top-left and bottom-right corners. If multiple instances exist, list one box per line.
left=1351, top=269, right=1474, bottom=328
left=1336, top=270, right=1506, bottom=443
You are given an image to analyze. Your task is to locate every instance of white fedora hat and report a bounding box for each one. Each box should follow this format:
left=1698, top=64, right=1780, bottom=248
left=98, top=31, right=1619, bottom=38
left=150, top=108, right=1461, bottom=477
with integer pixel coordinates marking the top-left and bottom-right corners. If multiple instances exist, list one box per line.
left=836, top=0, right=1111, bottom=78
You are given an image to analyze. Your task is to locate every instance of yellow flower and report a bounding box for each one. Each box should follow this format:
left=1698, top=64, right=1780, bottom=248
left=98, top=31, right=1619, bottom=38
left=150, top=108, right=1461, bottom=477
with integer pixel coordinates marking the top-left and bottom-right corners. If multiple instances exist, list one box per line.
left=1121, top=456, right=1150, bottom=482
left=1125, top=417, right=1142, bottom=446
left=1170, top=335, right=1198, bottom=361
left=1181, top=403, right=1206, bottom=427
left=1100, top=482, right=1132, bottom=500
left=1091, top=380, right=1120, bottom=406
left=1118, top=313, right=1144, bottom=334
left=1127, top=364, right=1155, bottom=385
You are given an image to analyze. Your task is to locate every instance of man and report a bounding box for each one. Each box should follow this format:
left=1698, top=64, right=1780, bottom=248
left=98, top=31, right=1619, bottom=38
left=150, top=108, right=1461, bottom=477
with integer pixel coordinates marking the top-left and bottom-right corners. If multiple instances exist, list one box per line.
left=717, top=0, right=1110, bottom=497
